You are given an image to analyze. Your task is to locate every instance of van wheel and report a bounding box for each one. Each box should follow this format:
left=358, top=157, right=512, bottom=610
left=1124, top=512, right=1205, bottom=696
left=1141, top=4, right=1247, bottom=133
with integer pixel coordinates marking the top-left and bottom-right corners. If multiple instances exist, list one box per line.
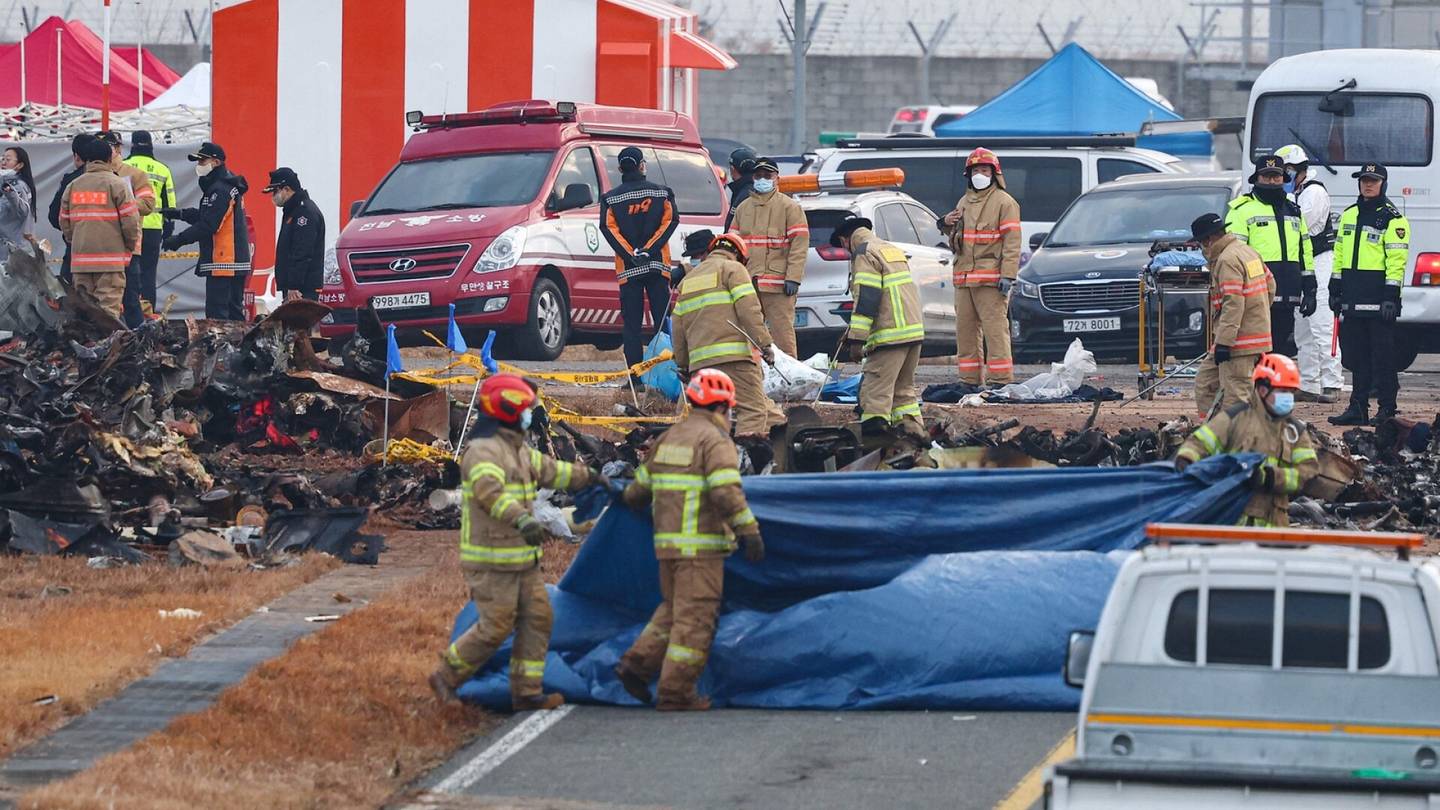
left=514, top=278, right=569, bottom=361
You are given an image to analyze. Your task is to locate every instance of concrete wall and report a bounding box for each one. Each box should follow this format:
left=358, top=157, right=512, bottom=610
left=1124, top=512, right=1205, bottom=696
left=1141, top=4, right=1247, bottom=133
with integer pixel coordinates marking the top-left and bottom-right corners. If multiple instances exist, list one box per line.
left=700, top=53, right=1253, bottom=161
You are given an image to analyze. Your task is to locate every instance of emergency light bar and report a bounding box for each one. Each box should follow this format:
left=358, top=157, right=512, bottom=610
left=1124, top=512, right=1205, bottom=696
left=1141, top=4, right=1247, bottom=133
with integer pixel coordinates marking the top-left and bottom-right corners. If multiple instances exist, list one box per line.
left=834, top=135, right=1137, bottom=150
left=406, top=101, right=579, bottom=131
left=1146, top=523, right=1424, bottom=559
left=779, top=168, right=905, bottom=194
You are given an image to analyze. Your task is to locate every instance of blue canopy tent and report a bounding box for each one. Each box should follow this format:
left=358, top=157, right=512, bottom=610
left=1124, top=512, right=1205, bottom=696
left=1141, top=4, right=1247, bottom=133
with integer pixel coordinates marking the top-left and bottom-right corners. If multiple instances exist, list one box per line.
left=933, top=43, right=1211, bottom=157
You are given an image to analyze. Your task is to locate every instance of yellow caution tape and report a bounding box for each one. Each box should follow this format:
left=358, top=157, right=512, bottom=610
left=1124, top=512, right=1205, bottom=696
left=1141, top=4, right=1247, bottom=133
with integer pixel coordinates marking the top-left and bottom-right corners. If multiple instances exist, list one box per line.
left=394, top=349, right=672, bottom=388
left=366, top=437, right=453, bottom=464
left=538, top=392, right=680, bottom=429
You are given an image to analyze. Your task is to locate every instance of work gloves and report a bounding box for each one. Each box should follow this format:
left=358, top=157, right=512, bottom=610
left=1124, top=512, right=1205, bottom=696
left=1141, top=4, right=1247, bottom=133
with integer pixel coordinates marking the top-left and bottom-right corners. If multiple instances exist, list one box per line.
left=1299, top=276, right=1318, bottom=317
left=519, top=519, right=548, bottom=546
left=630, top=250, right=651, bottom=268
left=783, top=280, right=800, bottom=297
left=1328, top=280, right=1344, bottom=313
left=1249, top=463, right=1275, bottom=492
left=739, top=531, right=765, bottom=563
left=162, top=234, right=185, bottom=252
left=1212, top=344, right=1232, bottom=364
left=998, top=278, right=1013, bottom=296
left=1381, top=300, right=1400, bottom=322
left=762, top=345, right=776, bottom=365
left=845, top=340, right=865, bottom=363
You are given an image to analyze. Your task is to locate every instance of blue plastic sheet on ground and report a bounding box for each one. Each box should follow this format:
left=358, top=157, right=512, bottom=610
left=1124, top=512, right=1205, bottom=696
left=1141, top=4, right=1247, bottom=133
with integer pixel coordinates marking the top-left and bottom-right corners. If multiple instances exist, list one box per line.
left=453, top=454, right=1259, bottom=710
left=819, top=373, right=861, bottom=402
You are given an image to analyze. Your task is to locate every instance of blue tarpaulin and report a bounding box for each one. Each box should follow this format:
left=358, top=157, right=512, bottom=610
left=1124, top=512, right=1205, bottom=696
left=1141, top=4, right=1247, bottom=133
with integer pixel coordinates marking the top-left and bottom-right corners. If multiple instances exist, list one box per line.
left=933, top=43, right=1211, bottom=157
left=453, top=454, right=1259, bottom=710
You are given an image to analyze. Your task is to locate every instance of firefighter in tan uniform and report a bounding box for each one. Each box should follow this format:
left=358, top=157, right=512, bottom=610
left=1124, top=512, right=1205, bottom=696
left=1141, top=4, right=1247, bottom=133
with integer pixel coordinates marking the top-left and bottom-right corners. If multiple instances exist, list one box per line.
left=60, top=137, right=141, bottom=318
left=429, top=374, right=599, bottom=710
left=831, top=215, right=926, bottom=440
left=1174, top=354, right=1319, bottom=527
left=731, top=157, right=808, bottom=358
left=1190, top=213, right=1275, bottom=415
left=673, top=229, right=785, bottom=437
left=614, top=369, right=764, bottom=711
left=939, top=148, right=1022, bottom=385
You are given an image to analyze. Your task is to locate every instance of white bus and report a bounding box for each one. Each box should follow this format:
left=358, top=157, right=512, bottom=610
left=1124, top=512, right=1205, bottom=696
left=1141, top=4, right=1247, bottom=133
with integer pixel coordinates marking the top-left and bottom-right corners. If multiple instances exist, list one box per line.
left=1247, top=49, right=1440, bottom=370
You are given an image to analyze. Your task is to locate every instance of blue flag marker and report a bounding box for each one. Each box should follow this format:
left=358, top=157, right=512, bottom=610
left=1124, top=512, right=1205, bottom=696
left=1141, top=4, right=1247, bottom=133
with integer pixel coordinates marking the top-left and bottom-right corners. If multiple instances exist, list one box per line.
left=386, top=324, right=404, bottom=376
left=481, top=330, right=498, bottom=374
left=446, top=303, right=468, bottom=354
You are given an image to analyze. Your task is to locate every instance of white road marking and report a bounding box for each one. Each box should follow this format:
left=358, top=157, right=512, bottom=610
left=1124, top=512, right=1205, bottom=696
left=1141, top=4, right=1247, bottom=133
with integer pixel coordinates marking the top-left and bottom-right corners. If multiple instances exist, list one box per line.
left=429, top=704, right=575, bottom=794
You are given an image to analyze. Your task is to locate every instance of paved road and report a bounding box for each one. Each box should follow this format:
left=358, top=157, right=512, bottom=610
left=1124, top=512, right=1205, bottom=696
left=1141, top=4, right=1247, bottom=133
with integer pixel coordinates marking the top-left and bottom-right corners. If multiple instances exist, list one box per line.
left=412, top=707, right=1074, bottom=810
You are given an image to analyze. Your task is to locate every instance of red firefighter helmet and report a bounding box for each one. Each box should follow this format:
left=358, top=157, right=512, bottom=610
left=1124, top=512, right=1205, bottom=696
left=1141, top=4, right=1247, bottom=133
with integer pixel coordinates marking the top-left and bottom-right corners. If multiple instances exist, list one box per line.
left=684, top=368, right=737, bottom=408
left=1252, top=353, right=1301, bottom=389
left=479, top=374, right=537, bottom=424
left=965, top=147, right=1002, bottom=175
left=708, top=232, right=750, bottom=263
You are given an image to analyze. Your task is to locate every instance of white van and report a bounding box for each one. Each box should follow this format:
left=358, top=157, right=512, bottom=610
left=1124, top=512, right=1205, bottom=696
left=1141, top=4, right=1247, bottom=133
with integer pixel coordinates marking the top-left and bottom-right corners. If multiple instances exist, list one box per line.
left=1247, top=49, right=1440, bottom=370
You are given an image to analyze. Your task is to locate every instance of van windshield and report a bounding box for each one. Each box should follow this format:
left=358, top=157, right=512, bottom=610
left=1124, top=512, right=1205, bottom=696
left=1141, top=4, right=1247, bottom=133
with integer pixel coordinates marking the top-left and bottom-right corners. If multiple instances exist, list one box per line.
left=362, top=151, right=554, bottom=215
left=1046, top=186, right=1232, bottom=247
left=1251, top=93, right=1433, bottom=167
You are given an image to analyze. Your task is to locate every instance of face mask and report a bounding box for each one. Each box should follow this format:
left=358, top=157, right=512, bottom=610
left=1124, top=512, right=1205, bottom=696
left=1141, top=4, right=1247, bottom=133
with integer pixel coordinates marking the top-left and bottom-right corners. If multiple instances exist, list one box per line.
left=272, top=191, right=287, bottom=207
left=752, top=177, right=776, bottom=194
left=1254, top=184, right=1285, bottom=204
left=1283, top=179, right=1296, bottom=194
left=970, top=173, right=993, bottom=191
left=688, top=256, right=702, bottom=268
left=195, top=162, right=214, bottom=178
left=520, top=409, right=534, bottom=430
left=0, top=168, right=14, bottom=180
left=1269, top=391, right=1295, bottom=417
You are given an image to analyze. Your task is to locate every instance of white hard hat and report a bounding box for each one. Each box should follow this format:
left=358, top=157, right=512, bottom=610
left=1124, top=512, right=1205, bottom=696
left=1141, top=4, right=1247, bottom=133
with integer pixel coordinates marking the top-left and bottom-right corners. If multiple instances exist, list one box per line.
left=1275, top=144, right=1309, bottom=167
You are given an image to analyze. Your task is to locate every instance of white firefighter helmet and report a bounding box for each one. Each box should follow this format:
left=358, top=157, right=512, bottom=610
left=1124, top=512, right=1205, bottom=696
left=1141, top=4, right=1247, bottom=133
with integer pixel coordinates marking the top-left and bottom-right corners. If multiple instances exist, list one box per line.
left=1275, top=144, right=1309, bottom=168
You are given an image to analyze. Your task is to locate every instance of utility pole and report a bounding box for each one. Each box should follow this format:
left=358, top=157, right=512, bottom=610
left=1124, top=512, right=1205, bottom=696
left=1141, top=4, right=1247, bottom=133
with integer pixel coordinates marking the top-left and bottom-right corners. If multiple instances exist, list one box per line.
left=907, top=14, right=954, bottom=105
left=790, top=0, right=807, bottom=154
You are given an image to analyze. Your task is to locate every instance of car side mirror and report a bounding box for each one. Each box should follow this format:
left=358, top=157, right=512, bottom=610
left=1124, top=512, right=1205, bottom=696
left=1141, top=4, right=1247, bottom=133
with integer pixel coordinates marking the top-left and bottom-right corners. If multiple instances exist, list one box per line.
left=350, top=200, right=365, bottom=218
left=1064, top=630, right=1095, bottom=688
left=551, top=183, right=594, bottom=212
left=1029, top=231, right=1049, bottom=251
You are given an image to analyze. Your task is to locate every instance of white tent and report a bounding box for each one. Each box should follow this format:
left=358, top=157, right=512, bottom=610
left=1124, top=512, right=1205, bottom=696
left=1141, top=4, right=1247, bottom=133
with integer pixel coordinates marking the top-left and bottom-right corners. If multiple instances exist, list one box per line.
left=148, top=62, right=210, bottom=109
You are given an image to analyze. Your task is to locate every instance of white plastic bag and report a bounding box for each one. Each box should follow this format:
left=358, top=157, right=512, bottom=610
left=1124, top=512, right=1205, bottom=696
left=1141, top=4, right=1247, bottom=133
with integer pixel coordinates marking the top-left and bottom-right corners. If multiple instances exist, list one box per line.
left=989, top=338, right=1096, bottom=401
left=533, top=490, right=574, bottom=540
left=763, top=348, right=828, bottom=401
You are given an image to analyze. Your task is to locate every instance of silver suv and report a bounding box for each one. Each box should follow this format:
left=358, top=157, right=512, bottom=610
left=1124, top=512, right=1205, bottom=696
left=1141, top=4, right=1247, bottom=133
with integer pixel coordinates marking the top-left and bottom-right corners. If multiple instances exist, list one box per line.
left=793, top=190, right=955, bottom=357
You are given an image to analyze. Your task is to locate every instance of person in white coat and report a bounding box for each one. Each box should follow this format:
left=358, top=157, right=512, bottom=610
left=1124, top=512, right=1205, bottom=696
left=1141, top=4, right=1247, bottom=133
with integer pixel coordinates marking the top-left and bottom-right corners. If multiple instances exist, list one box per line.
left=1277, top=144, right=1343, bottom=402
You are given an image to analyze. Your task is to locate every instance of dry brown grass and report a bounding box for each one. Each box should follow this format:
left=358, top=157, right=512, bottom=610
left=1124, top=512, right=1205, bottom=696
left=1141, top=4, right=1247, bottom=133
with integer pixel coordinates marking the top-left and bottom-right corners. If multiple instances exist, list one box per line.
left=23, top=562, right=499, bottom=810
left=0, top=555, right=337, bottom=758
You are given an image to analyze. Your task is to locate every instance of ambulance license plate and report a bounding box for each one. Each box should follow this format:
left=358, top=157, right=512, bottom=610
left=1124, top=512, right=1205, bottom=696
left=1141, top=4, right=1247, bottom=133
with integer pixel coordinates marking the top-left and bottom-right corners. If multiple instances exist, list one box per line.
left=1063, top=317, right=1120, bottom=333
left=371, top=292, right=430, bottom=310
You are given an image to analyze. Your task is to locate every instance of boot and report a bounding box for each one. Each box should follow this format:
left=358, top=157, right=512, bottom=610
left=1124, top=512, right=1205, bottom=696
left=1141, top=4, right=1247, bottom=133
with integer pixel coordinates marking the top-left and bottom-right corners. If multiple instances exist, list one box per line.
left=1329, top=404, right=1369, bottom=426
left=1371, top=406, right=1399, bottom=426
left=656, top=695, right=712, bottom=712
left=1295, top=389, right=1334, bottom=404
left=428, top=670, right=460, bottom=705
left=512, top=693, right=566, bottom=712
left=614, top=664, right=652, bottom=704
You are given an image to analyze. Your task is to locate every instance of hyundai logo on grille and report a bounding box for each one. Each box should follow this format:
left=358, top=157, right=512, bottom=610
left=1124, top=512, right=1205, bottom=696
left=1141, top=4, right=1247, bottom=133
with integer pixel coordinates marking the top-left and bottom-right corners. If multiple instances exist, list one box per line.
left=389, top=257, right=417, bottom=273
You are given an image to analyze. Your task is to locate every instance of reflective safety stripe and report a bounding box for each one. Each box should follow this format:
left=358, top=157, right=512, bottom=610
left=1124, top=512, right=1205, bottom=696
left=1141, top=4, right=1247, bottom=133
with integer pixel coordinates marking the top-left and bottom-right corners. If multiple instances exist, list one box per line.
left=869, top=323, right=925, bottom=346
left=1281, top=466, right=1300, bottom=494
left=653, top=533, right=733, bottom=556
left=641, top=621, right=671, bottom=641
left=688, top=341, right=750, bottom=363
left=490, top=494, right=520, bottom=519
left=881, top=271, right=913, bottom=288
left=706, top=469, right=742, bottom=488
left=850, top=314, right=875, bottom=331
left=1176, top=446, right=1202, bottom=463
left=854, top=271, right=883, bottom=288
left=666, top=643, right=707, bottom=665
left=1292, top=448, right=1318, bottom=464
left=510, top=658, right=546, bottom=679
left=1234, top=332, right=1271, bottom=349
left=1192, top=425, right=1220, bottom=455
left=635, top=465, right=651, bottom=486
left=459, top=544, right=542, bottom=565
left=730, top=283, right=757, bottom=302
left=674, top=290, right=735, bottom=316
left=891, top=401, right=921, bottom=419
left=652, top=472, right=706, bottom=489
left=445, top=642, right=476, bottom=673
left=729, top=507, right=757, bottom=529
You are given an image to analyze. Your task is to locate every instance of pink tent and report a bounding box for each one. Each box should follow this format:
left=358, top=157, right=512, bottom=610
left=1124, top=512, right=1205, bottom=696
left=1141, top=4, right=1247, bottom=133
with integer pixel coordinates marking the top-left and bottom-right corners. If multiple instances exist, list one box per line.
left=113, top=46, right=183, bottom=87
left=0, top=17, right=170, bottom=109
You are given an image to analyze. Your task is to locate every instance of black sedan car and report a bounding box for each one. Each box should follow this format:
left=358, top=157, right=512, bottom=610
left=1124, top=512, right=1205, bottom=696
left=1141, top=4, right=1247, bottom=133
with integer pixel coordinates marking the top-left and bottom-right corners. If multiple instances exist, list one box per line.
left=1010, top=172, right=1244, bottom=364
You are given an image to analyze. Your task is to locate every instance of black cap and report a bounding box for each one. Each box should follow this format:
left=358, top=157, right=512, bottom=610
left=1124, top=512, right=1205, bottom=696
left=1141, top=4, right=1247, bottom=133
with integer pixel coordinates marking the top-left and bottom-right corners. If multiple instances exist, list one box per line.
left=188, top=141, right=226, bottom=162
left=752, top=157, right=780, bottom=174
left=1353, top=162, right=1387, bottom=181
left=1248, top=153, right=1286, bottom=184
left=97, top=130, right=122, bottom=147
left=617, top=146, right=644, bottom=170
left=263, top=167, right=301, bottom=193
left=79, top=137, right=112, bottom=164
left=683, top=229, right=715, bottom=258
left=829, top=215, right=873, bottom=247
left=729, top=146, right=757, bottom=171
left=131, top=130, right=153, bottom=148
left=1191, top=213, right=1226, bottom=242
